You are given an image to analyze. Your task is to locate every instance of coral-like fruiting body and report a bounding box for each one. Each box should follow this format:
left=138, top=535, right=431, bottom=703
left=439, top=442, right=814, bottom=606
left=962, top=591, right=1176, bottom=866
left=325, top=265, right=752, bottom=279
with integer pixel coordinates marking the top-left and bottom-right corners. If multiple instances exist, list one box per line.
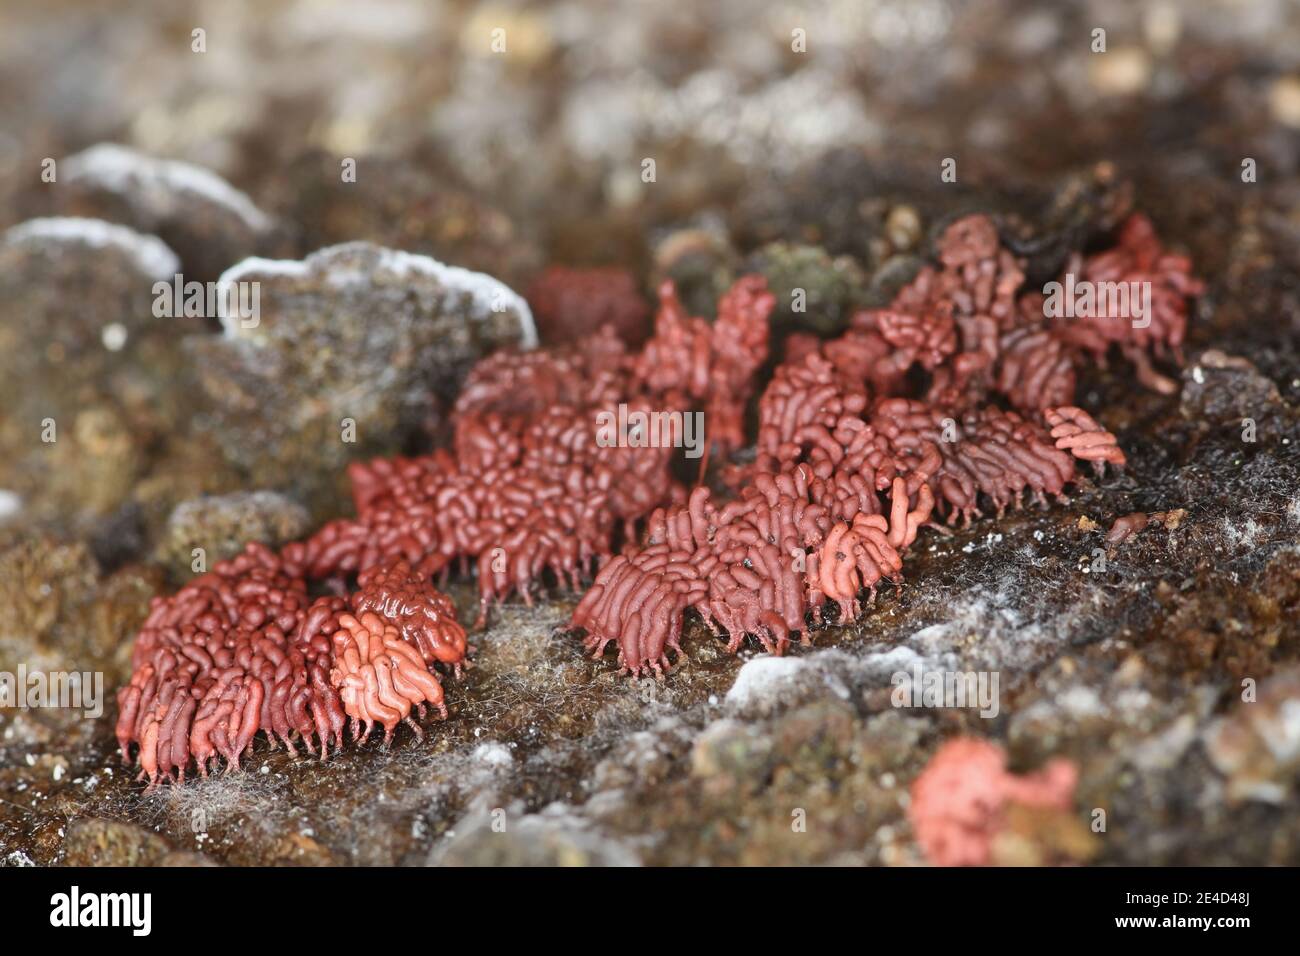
left=328, top=611, right=447, bottom=744
left=1045, top=405, right=1126, bottom=470
left=569, top=211, right=1199, bottom=672
left=573, top=473, right=933, bottom=676
left=1105, top=511, right=1150, bottom=545
left=117, top=275, right=777, bottom=783
left=1051, top=213, right=1203, bottom=392
left=351, top=560, right=468, bottom=672
left=119, top=208, right=1203, bottom=780
left=116, top=547, right=463, bottom=788
left=908, top=737, right=1078, bottom=866
left=526, top=265, right=650, bottom=347
left=1104, top=507, right=1184, bottom=546
left=295, top=275, right=774, bottom=625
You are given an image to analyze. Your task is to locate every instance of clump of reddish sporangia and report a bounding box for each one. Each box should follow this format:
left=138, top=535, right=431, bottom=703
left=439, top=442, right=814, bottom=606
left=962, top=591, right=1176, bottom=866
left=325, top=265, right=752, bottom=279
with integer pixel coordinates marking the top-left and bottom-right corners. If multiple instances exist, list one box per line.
left=116, top=545, right=465, bottom=788
left=526, top=265, right=651, bottom=347
left=572, top=214, right=1199, bottom=674
left=908, top=737, right=1079, bottom=866
left=1104, top=507, right=1187, bottom=546
left=117, top=276, right=773, bottom=783
left=118, top=210, right=1201, bottom=782
left=295, top=274, right=773, bottom=629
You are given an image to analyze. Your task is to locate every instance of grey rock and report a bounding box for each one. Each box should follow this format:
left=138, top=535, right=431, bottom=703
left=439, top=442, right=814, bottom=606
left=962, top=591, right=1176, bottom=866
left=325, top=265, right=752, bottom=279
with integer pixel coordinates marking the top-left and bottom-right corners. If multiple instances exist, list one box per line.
left=58, top=144, right=278, bottom=281
left=0, top=219, right=197, bottom=525
left=746, top=240, right=868, bottom=336
left=62, top=818, right=215, bottom=867
left=186, top=242, right=536, bottom=518
left=430, top=801, right=641, bottom=866
left=1181, top=349, right=1289, bottom=432
left=156, top=490, right=311, bottom=575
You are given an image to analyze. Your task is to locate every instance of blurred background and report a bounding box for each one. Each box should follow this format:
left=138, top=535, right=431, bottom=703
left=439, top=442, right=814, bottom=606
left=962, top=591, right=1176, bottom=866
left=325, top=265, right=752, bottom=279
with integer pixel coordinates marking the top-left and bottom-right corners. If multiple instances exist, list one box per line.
left=5, top=0, right=1299, bottom=544
left=3, top=0, right=1300, bottom=868
left=3, top=0, right=1299, bottom=276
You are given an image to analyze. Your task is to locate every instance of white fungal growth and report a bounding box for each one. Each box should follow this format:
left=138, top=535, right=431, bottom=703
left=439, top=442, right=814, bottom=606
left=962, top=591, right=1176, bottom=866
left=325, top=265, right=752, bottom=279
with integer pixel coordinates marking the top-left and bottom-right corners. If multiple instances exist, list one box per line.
left=1219, top=515, right=1265, bottom=551
left=3, top=217, right=180, bottom=280
left=725, top=655, right=808, bottom=711
left=471, top=742, right=514, bottom=768
left=63, top=143, right=273, bottom=232
left=1056, top=685, right=1105, bottom=718
left=0, top=489, right=22, bottom=521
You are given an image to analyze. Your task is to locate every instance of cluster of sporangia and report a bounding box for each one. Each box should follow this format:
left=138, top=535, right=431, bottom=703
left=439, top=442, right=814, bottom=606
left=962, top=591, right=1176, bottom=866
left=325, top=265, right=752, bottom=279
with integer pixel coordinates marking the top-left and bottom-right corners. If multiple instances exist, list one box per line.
left=118, top=212, right=1202, bottom=785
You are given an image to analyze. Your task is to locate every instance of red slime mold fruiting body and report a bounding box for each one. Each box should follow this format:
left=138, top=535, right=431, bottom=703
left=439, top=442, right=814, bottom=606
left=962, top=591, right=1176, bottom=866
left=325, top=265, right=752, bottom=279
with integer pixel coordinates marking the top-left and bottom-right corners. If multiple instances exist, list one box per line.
left=908, top=737, right=1078, bottom=867
left=117, top=209, right=1202, bottom=786
left=296, top=274, right=774, bottom=625
left=116, top=547, right=463, bottom=789
left=526, top=265, right=650, bottom=347
left=569, top=212, right=1200, bottom=674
